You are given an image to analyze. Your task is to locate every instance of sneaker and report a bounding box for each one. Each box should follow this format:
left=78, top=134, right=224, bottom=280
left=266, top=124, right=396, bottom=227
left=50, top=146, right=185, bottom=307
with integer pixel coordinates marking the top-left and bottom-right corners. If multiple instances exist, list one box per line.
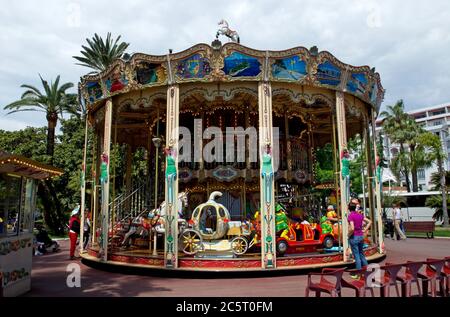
left=350, top=274, right=360, bottom=280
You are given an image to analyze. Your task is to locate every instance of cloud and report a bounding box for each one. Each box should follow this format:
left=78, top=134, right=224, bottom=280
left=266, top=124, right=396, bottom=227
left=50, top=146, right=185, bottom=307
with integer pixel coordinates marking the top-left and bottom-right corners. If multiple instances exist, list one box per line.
left=1, top=0, right=450, bottom=131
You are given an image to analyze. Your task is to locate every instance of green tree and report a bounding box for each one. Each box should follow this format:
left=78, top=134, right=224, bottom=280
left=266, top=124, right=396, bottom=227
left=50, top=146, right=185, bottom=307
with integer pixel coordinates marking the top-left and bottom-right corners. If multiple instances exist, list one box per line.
left=3, top=75, right=77, bottom=163
left=73, top=33, right=130, bottom=72
left=380, top=100, right=412, bottom=191
left=417, top=132, right=449, bottom=227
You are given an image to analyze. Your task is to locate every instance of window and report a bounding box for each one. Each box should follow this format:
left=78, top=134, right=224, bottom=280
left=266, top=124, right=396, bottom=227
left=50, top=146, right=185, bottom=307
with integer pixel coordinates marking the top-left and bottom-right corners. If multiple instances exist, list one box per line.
left=433, top=120, right=443, bottom=126
left=417, top=169, right=425, bottom=181
left=0, top=174, right=24, bottom=237
left=432, top=109, right=446, bottom=116
left=414, top=113, right=427, bottom=119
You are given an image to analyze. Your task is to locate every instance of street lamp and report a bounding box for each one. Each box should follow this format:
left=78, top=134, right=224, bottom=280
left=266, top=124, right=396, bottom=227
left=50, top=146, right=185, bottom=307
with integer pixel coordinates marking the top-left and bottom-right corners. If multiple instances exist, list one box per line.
left=151, top=137, right=162, bottom=256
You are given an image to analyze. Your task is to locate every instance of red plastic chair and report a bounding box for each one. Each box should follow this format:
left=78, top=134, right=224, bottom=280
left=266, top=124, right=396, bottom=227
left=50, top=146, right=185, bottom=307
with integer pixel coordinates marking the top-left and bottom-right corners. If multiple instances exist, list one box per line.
left=305, top=268, right=345, bottom=297
left=341, top=267, right=376, bottom=297
left=379, top=263, right=403, bottom=297
left=418, top=259, right=445, bottom=297
left=396, top=261, right=423, bottom=297
left=423, top=258, right=447, bottom=297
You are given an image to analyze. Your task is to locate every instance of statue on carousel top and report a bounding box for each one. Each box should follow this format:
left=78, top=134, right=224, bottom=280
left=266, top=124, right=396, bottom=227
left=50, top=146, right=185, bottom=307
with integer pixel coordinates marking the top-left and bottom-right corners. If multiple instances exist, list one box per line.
left=216, top=19, right=240, bottom=43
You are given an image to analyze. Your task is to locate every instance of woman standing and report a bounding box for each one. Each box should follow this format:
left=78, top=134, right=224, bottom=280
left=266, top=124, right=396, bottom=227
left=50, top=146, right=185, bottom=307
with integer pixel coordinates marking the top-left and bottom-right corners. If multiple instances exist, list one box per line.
left=347, top=202, right=372, bottom=278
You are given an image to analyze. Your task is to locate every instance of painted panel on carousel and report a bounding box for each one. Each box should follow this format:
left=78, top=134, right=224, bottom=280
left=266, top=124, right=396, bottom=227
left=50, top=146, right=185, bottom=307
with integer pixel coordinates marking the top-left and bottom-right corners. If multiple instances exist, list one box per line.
left=222, top=52, right=261, bottom=77
left=104, top=68, right=128, bottom=94
left=212, top=166, right=239, bottom=182
left=176, top=54, right=211, bottom=79
left=316, top=61, right=341, bottom=86
left=86, top=81, right=103, bottom=103
left=135, top=61, right=165, bottom=85
left=271, top=56, right=307, bottom=81
left=369, top=81, right=379, bottom=104
left=178, top=168, right=193, bottom=183
left=346, top=72, right=368, bottom=96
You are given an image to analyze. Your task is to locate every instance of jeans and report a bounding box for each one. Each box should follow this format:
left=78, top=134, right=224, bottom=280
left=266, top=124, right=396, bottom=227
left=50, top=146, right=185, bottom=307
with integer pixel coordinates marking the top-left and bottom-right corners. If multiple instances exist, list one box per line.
left=349, top=235, right=368, bottom=270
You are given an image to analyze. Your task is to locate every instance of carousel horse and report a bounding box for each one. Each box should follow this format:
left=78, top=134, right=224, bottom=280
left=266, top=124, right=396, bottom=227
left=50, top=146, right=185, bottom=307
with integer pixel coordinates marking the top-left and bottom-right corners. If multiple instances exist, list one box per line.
left=120, top=209, right=151, bottom=248
left=216, top=19, right=240, bottom=43
left=148, top=191, right=189, bottom=235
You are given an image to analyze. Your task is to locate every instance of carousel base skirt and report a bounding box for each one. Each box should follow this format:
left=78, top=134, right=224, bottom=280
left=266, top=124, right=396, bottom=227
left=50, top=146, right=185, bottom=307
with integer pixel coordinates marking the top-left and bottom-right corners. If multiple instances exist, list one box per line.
left=80, top=245, right=385, bottom=273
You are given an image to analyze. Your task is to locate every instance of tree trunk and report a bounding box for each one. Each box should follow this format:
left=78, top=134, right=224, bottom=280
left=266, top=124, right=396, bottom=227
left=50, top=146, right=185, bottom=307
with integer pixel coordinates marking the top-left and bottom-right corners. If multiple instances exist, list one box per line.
left=439, top=157, right=449, bottom=227
left=46, top=113, right=58, bottom=163
left=410, top=144, right=418, bottom=192
left=400, top=142, right=411, bottom=192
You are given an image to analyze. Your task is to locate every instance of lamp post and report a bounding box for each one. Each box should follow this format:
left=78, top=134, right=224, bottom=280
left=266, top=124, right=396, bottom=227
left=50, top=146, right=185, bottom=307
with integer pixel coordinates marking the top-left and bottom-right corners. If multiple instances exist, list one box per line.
left=152, top=137, right=162, bottom=256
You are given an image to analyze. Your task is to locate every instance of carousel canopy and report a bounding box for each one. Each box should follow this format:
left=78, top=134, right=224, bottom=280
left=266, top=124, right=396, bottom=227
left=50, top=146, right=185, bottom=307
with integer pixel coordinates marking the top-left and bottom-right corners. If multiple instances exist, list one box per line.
left=0, top=151, right=63, bottom=180
left=79, top=42, right=385, bottom=113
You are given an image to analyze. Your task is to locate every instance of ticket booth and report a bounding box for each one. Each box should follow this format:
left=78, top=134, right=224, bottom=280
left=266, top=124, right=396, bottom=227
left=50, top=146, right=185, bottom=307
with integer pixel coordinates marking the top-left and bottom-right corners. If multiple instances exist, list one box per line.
left=0, top=152, right=63, bottom=297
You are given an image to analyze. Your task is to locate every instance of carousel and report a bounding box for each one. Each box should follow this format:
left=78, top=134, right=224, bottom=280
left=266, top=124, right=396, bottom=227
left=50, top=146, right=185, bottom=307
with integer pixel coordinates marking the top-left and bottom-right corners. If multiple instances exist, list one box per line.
left=78, top=23, right=386, bottom=272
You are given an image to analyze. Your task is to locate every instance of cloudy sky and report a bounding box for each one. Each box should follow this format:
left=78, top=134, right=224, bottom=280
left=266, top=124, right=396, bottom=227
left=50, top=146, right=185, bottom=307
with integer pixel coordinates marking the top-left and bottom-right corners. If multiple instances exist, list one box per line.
left=1, top=0, right=450, bottom=131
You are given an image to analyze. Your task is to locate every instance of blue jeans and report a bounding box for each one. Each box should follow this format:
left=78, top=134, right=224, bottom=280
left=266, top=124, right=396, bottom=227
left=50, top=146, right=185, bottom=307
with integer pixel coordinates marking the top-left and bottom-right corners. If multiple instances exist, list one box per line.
left=349, top=235, right=368, bottom=270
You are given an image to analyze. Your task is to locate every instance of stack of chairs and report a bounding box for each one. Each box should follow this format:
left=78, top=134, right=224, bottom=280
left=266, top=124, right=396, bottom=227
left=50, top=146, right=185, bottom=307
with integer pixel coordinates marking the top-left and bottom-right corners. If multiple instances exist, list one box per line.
left=305, top=256, right=450, bottom=297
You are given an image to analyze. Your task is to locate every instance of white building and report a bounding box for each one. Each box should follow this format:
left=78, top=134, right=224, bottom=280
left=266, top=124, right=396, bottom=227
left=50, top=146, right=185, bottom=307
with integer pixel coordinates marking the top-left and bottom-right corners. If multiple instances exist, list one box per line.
left=376, top=102, right=450, bottom=191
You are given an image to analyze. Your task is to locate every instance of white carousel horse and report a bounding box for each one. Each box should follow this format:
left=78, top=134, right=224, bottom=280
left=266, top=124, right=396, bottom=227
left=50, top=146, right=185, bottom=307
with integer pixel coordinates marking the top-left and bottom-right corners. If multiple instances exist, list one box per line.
left=216, top=19, right=240, bottom=43
left=120, top=192, right=188, bottom=247
left=149, top=191, right=189, bottom=234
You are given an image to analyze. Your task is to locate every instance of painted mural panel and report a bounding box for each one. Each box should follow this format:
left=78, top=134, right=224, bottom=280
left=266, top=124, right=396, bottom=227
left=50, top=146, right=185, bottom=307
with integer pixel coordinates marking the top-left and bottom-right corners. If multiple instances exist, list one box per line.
left=176, top=54, right=211, bottom=79
left=317, top=61, right=341, bottom=86
left=369, top=82, right=379, bottom=104
left=346, top=72, right=368, bottom=96
left=271, top=56, right=307, bottom=81
left=135, top=61, right=165, bottom=85
left=222, top=52, right=261, bottom=77
left=104, top=68, right=129, bottom=93
left=86, top=81, right=103, bottom=103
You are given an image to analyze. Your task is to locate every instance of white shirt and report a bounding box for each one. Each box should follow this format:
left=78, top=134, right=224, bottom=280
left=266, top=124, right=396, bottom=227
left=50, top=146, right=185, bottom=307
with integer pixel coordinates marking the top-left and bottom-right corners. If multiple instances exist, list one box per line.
left=394, top=208, right=402, bottom=220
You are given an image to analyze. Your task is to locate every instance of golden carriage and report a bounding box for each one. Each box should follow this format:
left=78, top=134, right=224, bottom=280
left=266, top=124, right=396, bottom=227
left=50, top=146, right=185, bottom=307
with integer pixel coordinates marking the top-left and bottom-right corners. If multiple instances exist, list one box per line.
left=179, top=191, right=255, bottom=256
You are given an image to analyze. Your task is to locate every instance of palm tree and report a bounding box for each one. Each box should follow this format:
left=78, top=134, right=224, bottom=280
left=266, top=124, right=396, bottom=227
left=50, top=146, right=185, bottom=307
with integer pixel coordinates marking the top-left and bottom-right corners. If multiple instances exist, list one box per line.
left=4, top=75, right=77, bottom=162
left=381, top=100, right=413, bottom=191
left=73, top=33, right=129, bottom=72
left=418, top=132, right=449, bottom=227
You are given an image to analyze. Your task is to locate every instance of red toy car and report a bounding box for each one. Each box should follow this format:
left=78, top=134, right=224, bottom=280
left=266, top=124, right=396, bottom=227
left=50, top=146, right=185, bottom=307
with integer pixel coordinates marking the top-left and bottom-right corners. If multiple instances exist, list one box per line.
left=275, top=221, right=336, bottom=256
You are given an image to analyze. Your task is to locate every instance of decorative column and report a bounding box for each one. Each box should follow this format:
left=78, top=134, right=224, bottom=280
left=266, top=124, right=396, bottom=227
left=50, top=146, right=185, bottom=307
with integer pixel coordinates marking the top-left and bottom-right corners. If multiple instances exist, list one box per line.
left=80, top=113, right=89, bottom=253
left=363, top=117, right=376, bottom=243
left=371, top=110, right=384, bottom=253
left=100, top=99, right=113, bottom=261
left=164, top=84, right=180, bottom=268
left=258, top=81, right=276, bottom=269
left=335, top=91, right=350, bottom=262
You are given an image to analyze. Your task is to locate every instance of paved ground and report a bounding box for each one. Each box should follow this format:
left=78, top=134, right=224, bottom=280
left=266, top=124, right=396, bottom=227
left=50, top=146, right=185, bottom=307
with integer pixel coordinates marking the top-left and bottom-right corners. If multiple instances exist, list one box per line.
left=26, top=237, right=450, bottom=297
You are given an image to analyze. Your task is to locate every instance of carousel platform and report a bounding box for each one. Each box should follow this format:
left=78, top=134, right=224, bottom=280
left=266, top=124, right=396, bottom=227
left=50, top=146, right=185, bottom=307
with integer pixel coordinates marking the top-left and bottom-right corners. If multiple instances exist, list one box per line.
left=81, top=245, right=385, bottom=273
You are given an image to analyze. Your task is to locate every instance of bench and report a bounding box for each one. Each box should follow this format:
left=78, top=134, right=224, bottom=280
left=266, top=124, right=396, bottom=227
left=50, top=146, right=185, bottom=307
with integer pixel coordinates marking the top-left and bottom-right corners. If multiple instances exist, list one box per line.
left=403, top=221, right=436, bottom=238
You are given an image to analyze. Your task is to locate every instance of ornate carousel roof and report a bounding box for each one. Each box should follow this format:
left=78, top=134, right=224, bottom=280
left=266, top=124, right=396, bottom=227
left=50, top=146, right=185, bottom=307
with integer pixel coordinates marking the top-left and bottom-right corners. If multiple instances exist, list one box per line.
left=0, top=152, right=64, bottom=180
left=79, top=42, right=385, bottom=112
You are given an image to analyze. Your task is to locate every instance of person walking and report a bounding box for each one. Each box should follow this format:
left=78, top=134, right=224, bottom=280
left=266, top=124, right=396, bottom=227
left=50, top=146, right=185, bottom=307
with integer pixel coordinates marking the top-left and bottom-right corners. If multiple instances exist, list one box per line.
left=68, top=206, right=81, bottom=260
left=347, top=202, right=372, bottom=278
left=392, top=203, right=407, bottom=240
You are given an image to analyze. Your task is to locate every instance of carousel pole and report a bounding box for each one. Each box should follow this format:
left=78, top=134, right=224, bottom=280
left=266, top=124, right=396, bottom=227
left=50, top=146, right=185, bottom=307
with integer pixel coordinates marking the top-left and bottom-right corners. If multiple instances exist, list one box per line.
left=364, top=114, right=377, bottom=245
left=152, top=107, right=161, bottom=257
left=335, top=91, right=350, bottom=262
left=331, top=113, right=341, bottom=251
left=93, top=132, right=102, bottom=246
left=100, top=98, right=113, bottom=262
left=80, top=110, right=89, bottom=254
left=258, top=51, right=276, bottom=269
left=371, top=110, right=384, bottom=253
left=163, top=50, right=180, bottom=268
